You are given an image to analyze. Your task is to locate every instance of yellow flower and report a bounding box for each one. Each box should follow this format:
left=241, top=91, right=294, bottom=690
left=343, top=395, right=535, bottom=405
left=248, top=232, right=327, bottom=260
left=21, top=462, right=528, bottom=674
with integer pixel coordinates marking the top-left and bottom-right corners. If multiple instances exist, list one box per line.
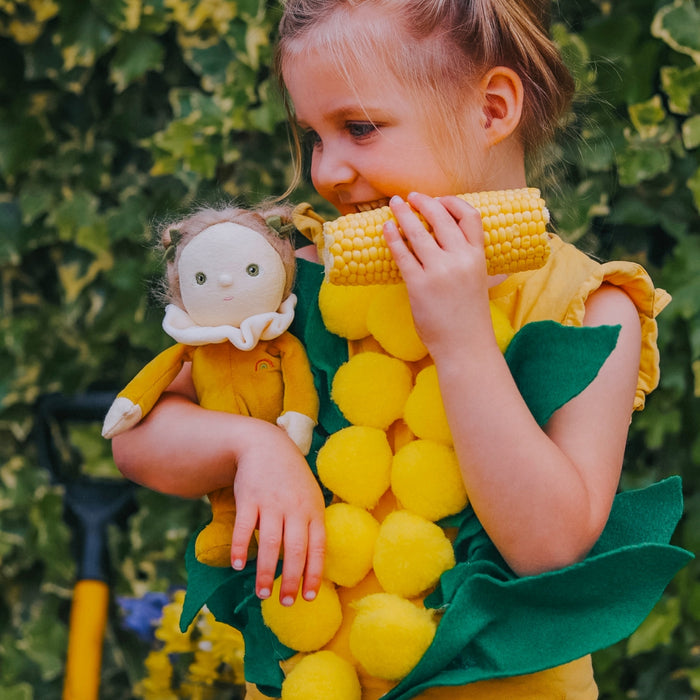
left=135, top=650, right=178, bottom=700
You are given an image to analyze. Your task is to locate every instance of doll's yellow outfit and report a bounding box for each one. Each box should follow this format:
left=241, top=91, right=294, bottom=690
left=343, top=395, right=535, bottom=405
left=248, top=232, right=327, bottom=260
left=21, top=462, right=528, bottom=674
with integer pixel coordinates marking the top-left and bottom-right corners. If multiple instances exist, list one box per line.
left=106, top=299, right=319, bottom=566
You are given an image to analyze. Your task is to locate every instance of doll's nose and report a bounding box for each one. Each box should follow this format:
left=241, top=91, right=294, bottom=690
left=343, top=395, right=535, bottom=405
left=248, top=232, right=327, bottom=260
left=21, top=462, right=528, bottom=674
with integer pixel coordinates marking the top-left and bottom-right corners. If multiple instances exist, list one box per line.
left=219, top=273, right=234, bottom=287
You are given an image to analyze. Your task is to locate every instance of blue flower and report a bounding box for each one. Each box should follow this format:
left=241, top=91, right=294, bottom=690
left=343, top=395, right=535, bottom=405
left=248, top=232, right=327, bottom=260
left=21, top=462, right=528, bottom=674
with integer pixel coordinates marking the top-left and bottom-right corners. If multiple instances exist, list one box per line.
left=118, top=591, right=171, bottom=643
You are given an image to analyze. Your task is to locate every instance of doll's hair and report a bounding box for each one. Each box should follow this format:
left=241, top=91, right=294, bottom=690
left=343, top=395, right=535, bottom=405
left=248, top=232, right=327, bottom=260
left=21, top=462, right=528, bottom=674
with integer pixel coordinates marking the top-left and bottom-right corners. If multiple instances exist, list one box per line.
left=275, top=0, right=575, bottom=189
left=158, top=203, right=298, bottom=310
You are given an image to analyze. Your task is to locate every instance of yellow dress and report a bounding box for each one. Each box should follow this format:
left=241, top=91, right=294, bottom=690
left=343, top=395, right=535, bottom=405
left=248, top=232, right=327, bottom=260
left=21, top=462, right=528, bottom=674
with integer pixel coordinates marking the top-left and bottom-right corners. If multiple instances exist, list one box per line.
left=247, top=234, right=667, bottom=700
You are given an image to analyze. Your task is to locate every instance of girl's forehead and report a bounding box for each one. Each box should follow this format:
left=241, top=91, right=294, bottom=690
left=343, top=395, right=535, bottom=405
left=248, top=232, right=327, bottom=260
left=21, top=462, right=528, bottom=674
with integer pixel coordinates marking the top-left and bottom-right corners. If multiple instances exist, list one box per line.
left=284, top=51, right=412, bottom=127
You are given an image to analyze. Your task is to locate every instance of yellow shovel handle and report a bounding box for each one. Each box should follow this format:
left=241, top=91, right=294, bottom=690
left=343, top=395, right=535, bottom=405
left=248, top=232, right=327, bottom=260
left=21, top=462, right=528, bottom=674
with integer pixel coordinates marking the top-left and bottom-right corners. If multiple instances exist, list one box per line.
left=63, top=579, right=109, bottom=700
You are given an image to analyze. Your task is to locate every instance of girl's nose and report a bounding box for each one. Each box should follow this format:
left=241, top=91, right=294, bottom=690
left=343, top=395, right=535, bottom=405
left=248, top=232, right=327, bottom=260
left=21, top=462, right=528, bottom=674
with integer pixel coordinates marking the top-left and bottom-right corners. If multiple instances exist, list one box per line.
left=219, top=273, right=233, bottom=287
left=312, top=144, right=355, bottom=192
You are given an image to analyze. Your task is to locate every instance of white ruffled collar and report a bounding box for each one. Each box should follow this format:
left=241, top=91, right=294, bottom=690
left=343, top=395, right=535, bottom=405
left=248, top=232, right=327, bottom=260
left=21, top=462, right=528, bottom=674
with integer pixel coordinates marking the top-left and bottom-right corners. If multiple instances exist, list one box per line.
left=162, top=294, right=297, bottom=351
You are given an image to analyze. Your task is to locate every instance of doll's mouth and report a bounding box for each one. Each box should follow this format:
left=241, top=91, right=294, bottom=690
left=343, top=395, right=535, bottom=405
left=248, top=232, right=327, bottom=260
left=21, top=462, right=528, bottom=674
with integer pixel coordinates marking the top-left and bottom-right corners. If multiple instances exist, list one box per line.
left=223, top=296, right=234, bottom=301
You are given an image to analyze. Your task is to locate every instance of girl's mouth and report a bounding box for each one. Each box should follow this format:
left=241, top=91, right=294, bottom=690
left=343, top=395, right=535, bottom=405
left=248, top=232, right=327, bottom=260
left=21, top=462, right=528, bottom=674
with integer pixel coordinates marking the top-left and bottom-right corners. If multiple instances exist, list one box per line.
left=355, top=198, right=390, bottom=212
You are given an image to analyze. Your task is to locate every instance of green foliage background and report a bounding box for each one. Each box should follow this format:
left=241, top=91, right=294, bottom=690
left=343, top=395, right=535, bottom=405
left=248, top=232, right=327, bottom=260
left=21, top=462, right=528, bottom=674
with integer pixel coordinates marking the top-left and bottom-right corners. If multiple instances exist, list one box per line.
left=0, top=0, right=698, bottom=697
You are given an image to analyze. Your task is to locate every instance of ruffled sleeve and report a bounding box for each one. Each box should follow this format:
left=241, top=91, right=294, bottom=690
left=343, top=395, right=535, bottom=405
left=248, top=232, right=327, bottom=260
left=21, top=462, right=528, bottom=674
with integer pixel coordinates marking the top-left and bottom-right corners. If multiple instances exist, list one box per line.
left=489, top=234, right=671, bottom=411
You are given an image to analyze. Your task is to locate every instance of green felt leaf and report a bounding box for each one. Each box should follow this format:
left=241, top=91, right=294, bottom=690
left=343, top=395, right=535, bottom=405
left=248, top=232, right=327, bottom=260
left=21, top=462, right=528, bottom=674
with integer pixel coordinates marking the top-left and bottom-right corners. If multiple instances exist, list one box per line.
left=384, top=478, right=692, bottom=700
left=504, top=321, right=621, bottom=426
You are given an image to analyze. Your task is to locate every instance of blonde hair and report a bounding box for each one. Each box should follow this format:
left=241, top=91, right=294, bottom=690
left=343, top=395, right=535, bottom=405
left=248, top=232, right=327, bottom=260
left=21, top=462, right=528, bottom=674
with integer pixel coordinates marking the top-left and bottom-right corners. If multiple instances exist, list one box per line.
left=275, top=0, right=574, bottom=189
left=158, top=203, right=297, bottom=310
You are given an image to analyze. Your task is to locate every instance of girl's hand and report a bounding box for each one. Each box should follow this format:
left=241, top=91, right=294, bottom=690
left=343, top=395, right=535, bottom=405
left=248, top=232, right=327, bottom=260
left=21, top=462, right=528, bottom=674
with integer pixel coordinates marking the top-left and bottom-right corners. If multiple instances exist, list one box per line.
left=384, top=193, right=495, bottom=358
left=230, top=422, right=326, bottom=606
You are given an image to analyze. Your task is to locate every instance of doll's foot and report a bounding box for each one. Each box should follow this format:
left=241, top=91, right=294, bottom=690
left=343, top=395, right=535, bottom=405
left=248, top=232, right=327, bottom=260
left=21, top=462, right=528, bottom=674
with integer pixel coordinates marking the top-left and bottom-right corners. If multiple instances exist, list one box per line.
left=195, top=520, right=259, bottom=567
left=195, top=521, right=235, bottom=567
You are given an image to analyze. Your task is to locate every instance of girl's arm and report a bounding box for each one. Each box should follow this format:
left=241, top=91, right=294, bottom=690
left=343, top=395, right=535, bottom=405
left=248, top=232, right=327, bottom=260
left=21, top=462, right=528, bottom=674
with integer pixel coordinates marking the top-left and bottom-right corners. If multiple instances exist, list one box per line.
left=111, top=363, right=326, bottom=604
left=385, top=192, right=641, bottom=577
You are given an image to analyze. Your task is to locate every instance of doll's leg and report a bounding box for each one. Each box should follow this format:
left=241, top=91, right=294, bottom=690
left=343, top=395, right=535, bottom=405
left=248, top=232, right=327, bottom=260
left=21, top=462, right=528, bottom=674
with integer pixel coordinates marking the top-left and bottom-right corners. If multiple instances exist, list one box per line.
left=195, top=486, right=257, bottom=566
left=245, top=682, right=278, bottom=699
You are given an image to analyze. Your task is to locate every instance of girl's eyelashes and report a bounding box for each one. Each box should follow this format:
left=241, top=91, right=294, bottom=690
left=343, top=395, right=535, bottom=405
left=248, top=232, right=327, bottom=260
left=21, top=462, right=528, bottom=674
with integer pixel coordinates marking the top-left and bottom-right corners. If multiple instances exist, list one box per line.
left=301, top=128, right=321, bottom=149
left=300, top=121, right=379, bottom=148
left=347, top=121, right=378, bottom=140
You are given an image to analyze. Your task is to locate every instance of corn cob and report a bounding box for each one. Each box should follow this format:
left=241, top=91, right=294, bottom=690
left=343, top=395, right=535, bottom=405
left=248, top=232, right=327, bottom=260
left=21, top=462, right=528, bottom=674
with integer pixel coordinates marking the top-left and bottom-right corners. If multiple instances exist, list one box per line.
left=323, top=188, right=551, bottom=285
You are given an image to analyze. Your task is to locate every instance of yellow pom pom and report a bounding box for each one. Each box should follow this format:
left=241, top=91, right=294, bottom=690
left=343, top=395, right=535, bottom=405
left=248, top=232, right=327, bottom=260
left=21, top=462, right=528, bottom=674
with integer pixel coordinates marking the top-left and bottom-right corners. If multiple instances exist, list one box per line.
left=316, top=426, right=392, bottom=509
left=489, top=302, right=515, bottom=353
left=373, top=510, right=455, bottom=598
left=391, top=440, right=468, bottom=521
left=403, top=365, right=451, bottom=445
left=281, top=650, right=361, bottom=700
left=332, top=352, right=413, bottom=430
left=318, top=282, right=379, bottom=340
left=324, top=503, right=380, bottom=587
left=349, top=593, right=437, bottom=681
left=261, top=578, right=342, bottom=652
left=366, top=283, right=428, bottom=361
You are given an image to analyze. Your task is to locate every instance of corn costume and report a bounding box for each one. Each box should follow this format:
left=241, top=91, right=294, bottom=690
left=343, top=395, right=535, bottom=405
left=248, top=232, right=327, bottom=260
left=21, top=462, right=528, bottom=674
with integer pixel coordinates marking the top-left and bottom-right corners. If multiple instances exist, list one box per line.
left=179, top=195, right=692, bottom=699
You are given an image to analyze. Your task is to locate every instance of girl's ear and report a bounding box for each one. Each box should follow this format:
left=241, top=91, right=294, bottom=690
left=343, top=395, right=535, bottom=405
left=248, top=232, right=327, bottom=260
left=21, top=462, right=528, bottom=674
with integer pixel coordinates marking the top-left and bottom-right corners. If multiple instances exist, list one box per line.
left=480, top=67, right=524, bottom=146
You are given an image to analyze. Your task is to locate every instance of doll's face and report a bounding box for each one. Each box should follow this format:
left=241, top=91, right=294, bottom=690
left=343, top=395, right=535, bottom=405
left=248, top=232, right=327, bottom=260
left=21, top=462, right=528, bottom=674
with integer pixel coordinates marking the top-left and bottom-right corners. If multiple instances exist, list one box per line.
left=178, top=222, right=287, bottom=328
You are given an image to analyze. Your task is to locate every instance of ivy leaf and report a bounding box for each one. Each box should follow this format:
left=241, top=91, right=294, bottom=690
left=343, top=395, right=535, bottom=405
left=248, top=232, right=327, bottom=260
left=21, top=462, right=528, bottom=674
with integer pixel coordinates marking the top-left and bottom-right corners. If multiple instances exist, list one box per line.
left=0, top=201, right=22, bottom=265
left=688, top=165, right=700, bottom=211
left=660, top=65, right=700, bottom=115
left=617, top=139, right=672, bottom=185
left=682, top=114, right=700, bottom=149
left=629, top=95, right=668, bottom=138
left=627, top=596, right=681, bottom=656
left=110, top=32, right=165, bottom=92
left=652, top=0, right=700, bottom=64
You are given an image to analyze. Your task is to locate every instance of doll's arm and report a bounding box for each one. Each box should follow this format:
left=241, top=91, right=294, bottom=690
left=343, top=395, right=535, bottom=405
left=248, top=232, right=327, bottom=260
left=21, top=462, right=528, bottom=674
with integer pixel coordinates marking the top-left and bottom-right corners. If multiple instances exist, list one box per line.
left=385, top=193, right=642, bottom=577
left=102, top=343, right=191, bottom=438
left=111, top=364, right=326, bottom=604
left=276, top=332, right=320, bottom=455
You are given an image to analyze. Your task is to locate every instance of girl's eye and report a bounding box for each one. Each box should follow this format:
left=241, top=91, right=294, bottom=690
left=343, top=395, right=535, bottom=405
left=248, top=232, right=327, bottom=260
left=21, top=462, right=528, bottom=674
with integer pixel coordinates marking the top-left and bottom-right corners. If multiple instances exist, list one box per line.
left=302, top=129, right=321, bottom=149
left=347, top=121, right=377, bottom=139
left=246, top=264, right=260, bottom=277
left=195, top=272, right=207, bottom=285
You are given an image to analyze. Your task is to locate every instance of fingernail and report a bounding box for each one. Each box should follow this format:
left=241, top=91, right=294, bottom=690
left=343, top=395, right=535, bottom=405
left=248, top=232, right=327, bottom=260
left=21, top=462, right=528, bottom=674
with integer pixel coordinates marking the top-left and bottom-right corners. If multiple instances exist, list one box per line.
left=390, top=195, right=403, bottom=206
left=282, top=596, right=295, bottom=607
left=258, top=587, right=271, bottom=599
left=232, top=559, right=244, bottom=570
left=303, top=591, right=317, bottom=602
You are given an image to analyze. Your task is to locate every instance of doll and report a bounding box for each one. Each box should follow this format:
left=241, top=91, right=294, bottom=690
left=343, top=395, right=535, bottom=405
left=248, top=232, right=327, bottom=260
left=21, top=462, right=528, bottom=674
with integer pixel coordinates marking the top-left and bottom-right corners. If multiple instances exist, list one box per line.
left=102, top=204, right=319, bottom=567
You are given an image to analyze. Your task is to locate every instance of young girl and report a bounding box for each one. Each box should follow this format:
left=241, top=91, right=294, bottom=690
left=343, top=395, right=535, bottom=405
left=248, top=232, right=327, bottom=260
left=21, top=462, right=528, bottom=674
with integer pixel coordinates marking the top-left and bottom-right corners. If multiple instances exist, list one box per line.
left=112, top=1, right=689, bottom=697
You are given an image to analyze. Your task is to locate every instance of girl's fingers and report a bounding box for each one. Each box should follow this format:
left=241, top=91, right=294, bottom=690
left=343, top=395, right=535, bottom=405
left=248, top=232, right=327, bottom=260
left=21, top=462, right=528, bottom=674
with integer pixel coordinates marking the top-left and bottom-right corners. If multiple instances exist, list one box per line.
left=383, top=218, right=421, bottom=275
left=301, top=517, right=326, bottom=602
left=230, top=500, right=259, bottom=570
left=405, top=192, right=468, bottom=251
left=254, top=512, right=283, bottom=599
left=437, top=195, right=485, bottom=248
left=277, top=517, right=308, bottom=605
left=388, top=195, right=438, bottom=263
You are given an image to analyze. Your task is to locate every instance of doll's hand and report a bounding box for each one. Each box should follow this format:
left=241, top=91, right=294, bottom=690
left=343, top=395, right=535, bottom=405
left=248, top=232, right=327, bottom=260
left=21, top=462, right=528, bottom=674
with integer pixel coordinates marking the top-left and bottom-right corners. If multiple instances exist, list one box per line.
left=230, top=422, right=326, bottom=606
left=276, top=411, right=316, bottom=455
left=102, top=397, right=143, bottom=439
left=384, top=193, right=495, bottom=357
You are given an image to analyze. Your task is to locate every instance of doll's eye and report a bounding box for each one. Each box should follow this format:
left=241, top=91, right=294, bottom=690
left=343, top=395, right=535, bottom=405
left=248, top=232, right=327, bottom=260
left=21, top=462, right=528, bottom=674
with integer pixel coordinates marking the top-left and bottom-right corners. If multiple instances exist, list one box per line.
left=246, top=264, right=260, bottom=277
left=195, top=272, right=207, bottom=285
